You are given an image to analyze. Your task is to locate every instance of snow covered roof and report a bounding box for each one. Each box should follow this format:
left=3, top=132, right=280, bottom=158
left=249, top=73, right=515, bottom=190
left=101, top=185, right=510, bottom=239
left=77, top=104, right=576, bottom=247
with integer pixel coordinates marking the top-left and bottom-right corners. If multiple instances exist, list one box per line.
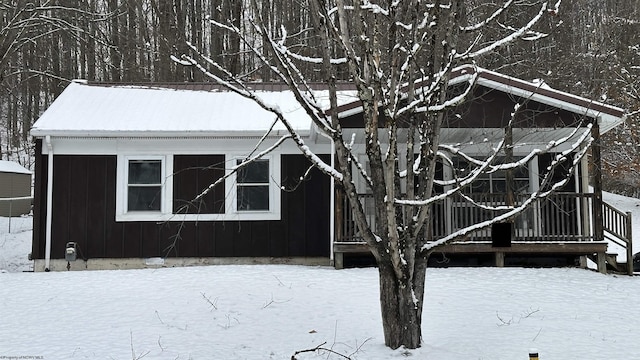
left=32, top=67, right=626, bottom=139
left=335, top=65, right=626, bottom=134
left=31, top=82, right=358, bottom=138
left=0, top=160, right=31, bottom=175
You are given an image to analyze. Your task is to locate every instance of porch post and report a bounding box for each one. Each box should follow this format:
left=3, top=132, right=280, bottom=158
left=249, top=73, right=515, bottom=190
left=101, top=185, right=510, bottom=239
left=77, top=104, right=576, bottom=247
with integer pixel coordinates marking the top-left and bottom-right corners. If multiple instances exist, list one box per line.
left=329, top=138, right=335, bottom=265
left=580, top=150, right=591, bottom=238
left=591, top=120, right=604, bottom=243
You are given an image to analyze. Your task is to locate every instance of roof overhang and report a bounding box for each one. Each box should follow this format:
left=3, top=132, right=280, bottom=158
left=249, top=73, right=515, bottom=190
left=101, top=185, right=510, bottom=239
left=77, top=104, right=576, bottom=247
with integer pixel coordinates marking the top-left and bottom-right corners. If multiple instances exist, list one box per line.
left=29, top=129, right=310, bottom=139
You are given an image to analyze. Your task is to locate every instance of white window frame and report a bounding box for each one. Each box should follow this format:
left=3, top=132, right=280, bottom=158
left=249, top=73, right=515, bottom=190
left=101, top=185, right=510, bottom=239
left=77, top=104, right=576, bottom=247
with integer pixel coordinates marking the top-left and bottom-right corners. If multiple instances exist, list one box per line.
left=226, top=155, right=281, bottom=221
left=116, top=154, right=173, bottom=222
left=115, top=153, right=281, bottom=222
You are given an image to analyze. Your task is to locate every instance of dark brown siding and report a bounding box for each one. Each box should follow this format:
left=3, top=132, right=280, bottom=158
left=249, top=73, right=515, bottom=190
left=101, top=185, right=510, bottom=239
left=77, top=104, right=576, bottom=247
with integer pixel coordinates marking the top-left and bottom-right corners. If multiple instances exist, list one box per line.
left=445, top=86, right=585, bottom=129
left=32, top=139, right=46, bottom=259
left=33, top=153, right=331, bottom=260
left=173, top=155, right=225, bottom=214
left=339, top=85, right=587, bottom=129
left=281, top=154, right=331, bottom=257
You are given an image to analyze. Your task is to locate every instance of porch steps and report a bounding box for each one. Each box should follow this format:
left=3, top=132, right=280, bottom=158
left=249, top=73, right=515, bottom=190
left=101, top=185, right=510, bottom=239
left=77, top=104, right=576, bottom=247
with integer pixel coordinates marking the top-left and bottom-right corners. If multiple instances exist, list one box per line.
left=585, top=252, right=633, bottom=274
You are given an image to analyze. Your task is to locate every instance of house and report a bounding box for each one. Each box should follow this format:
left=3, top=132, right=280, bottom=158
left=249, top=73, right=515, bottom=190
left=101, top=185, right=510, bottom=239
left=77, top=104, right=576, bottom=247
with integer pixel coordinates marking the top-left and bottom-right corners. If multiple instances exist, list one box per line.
left=0, top=160, right=32, bottom=217
left=29, top=67, right=630, bottom=272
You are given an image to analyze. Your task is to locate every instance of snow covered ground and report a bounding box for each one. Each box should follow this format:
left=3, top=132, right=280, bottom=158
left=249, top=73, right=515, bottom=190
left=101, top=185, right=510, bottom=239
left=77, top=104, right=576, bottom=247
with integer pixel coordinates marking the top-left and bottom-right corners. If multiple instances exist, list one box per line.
left=0, top=193, right=638, bottom=360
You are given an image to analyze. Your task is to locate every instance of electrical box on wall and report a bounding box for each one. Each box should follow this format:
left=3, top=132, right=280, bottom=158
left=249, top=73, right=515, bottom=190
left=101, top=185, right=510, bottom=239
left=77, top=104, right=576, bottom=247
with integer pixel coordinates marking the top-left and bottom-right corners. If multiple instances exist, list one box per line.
left=65, top=242, right=77, bottom=261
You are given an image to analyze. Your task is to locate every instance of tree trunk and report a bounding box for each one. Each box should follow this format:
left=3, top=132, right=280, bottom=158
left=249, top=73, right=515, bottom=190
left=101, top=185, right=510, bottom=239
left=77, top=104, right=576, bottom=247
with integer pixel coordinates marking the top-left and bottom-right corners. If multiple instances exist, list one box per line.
left=378, top=258, right=427, bottom=349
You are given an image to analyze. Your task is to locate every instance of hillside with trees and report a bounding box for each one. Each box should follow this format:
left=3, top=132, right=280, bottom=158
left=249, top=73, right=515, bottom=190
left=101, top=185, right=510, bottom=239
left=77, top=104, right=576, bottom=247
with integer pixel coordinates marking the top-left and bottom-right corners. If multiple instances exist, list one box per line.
left=0, top=0, right=638, bottom=194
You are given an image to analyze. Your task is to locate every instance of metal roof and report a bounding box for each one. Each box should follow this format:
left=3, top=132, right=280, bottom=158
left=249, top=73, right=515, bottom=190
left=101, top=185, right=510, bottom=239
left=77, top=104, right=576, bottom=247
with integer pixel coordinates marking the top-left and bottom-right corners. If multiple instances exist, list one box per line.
left=31, top=67, right=626, bottom=138
left=31, top=82, right=357, bottom=138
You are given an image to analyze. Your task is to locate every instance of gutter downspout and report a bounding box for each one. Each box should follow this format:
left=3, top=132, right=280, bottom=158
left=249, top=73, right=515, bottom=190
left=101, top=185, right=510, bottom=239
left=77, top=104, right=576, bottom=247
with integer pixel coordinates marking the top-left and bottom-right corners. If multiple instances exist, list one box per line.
left=44, top=136, right=54, bottom=271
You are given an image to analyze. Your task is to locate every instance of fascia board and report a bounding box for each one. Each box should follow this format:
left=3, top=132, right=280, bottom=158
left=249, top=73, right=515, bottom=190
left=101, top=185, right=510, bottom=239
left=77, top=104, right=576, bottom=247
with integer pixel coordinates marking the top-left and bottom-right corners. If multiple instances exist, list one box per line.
left=30, top=129, right=311, bottom=139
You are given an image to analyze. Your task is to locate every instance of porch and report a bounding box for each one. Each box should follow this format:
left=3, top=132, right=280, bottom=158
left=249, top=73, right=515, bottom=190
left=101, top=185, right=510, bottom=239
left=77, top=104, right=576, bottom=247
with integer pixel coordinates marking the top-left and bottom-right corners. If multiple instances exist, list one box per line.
left=333, top=192, right=633, bottom=274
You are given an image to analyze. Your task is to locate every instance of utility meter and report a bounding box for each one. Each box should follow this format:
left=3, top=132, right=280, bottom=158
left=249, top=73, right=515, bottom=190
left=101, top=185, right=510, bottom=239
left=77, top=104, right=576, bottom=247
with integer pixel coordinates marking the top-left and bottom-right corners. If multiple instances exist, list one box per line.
left=65, top=242, right=77, bottom=261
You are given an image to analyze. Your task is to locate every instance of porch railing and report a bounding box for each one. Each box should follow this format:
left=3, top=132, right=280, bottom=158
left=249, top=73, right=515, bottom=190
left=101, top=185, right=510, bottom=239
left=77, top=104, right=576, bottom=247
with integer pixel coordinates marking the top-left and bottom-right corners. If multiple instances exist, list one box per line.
left=602, top=202, right=633, bottom=274
left=336, top=192, right=597, bottom=243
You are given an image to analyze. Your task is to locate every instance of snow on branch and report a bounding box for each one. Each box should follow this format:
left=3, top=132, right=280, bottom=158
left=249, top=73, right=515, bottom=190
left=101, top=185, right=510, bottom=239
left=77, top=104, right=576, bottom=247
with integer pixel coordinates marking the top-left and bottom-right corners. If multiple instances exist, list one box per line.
left=461, top=0, right=514, bottom=32
left=360, top=2, right=389, bottom=16
left=278, top=50, right=348, bottom=65
left=174, top=49, right=343, bottom=182
left=421, top=127, right=592, bottom=252
left=274, top=22, right=348, bottom=65
left=412, top=71, right=479, bottom=114
left=350, top=152, right=373, bottom=190
left=396, top=137, right=505, bottom=207
left=327, top=3, right=393, bottom=18
left=172, top=134, right=292, bottom=211
left=497, top=22, right=548, bottom=41
left=398, top=106, right=593, bottom=209
left=456, top=2, right=549, bottom=60
left=422, top=148, right=587, bottom=252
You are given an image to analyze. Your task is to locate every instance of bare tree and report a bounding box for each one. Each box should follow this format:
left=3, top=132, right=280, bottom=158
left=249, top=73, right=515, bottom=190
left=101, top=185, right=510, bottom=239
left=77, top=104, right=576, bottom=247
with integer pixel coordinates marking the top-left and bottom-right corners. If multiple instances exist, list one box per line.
left=172, top=0, right=594, bottom=350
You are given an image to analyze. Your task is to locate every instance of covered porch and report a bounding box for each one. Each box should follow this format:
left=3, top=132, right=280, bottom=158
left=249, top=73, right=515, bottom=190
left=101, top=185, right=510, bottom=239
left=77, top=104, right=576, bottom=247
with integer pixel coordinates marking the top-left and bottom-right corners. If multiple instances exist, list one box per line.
left=333, top=191, right=632, bottom=274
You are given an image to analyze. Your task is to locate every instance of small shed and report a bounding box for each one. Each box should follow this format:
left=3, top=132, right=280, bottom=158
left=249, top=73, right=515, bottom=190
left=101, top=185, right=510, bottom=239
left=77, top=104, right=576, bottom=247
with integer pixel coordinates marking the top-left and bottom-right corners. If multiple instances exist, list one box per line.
left=0, top=160, right=32, bottom=216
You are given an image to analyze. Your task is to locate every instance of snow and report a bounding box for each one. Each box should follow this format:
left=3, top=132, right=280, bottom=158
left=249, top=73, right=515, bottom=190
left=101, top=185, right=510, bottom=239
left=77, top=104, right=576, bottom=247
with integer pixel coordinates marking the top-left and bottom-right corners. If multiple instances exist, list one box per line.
left=0, top=160, right=31, bottom=174
left=0, top=216, right=33, bottom=272
left=0, top=192, right=639, bottom=359
left=30, top=83, right=357, bottom=137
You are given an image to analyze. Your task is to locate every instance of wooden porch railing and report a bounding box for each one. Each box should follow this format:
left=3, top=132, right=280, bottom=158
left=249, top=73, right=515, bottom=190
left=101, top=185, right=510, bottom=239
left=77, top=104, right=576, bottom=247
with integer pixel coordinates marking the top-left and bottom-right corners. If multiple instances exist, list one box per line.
left=602, top=202, right=633, bottom=275
left=336, top=192, right=597, bottom=243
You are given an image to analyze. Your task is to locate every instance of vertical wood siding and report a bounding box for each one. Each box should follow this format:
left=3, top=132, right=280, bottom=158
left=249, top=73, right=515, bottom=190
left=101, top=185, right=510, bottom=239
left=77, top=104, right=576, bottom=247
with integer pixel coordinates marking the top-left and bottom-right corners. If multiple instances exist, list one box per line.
left=32, top=152, right=331, bottom=260
left=32, top=139, right=46, bottom=258
left=173, top=155, right=225, bottom=214
left=340, top=86, right=585, bottom=129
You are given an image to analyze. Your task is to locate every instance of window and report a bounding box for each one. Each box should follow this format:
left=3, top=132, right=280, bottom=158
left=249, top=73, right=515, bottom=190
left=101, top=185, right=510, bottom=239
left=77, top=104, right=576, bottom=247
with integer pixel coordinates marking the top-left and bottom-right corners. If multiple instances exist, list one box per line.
left=127, top=160, right=162, bottom=211
left=236, top=159, right=270, bottom=211
left=227, top=155, right=280, bottom=220
left=453, top=156, right=529, bottom=195
left=116, top=153, right=281, bottom=222
left=116, top=155, right=171, bottom=221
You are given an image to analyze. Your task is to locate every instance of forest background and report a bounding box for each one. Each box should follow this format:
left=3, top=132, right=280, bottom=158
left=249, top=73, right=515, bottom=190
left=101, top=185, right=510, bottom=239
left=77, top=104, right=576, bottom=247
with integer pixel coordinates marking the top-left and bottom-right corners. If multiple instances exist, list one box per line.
left=1, top=0, right=638, bottom=195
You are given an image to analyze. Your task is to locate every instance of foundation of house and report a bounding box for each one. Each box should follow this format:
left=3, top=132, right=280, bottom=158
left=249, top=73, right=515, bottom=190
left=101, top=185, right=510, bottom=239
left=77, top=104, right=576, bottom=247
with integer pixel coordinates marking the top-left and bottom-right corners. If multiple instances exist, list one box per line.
left=33, top=257, right=331, bottom=272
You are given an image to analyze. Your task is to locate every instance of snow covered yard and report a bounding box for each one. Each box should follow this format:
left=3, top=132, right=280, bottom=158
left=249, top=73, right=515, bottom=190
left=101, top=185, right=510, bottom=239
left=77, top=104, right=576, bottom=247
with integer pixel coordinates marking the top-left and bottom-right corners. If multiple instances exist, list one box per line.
left=0, top=192, right=639, bottom=360
left=0, top=265, right=638, bottom=360
left=0, top=216, right=33, bottom=273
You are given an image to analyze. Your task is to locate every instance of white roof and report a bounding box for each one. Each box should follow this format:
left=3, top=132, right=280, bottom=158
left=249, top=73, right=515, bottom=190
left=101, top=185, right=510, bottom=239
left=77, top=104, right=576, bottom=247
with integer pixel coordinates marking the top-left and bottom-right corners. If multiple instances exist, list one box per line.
left=32, top=69, right=626, bottom=138
left=0, top=160, right=31, bottom=175
left=31, top=82, right=358, bottom=137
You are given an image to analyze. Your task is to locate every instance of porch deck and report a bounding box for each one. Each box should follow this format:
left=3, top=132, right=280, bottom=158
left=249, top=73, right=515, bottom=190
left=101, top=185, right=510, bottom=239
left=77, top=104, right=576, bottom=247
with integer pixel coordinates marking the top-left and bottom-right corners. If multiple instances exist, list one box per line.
left=334, top=192, right=631, bottom=273
left=333, top=240, right=609, bottom=271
